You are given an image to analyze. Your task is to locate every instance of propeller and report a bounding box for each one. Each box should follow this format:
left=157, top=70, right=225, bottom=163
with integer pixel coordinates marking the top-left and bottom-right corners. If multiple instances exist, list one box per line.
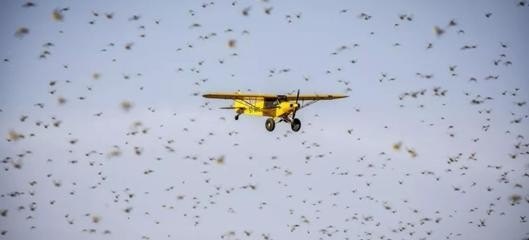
left=292, top=89, right=300, bottom=120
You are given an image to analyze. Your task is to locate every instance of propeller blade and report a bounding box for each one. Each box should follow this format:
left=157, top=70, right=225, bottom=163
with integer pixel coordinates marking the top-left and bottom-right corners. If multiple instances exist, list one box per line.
left=295, top=89, right=300, bottom=104
left=293, top=89, right=300, bottom=120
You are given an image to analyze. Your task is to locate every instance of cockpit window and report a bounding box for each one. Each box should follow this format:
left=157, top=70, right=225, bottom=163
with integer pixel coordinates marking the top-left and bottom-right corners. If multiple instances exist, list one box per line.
left=264, top=100, right=277, bottom=108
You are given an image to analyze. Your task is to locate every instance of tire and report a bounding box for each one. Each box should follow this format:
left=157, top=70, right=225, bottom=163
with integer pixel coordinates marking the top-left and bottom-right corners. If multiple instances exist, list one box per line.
left=265, top=118, right=275, bottom=131
left=291, top=118, right=301, bottom=132
left=235, top=115, right=239, bottom=120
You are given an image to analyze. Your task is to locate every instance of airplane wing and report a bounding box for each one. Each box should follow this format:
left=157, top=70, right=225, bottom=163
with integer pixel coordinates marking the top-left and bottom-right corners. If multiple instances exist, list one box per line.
left=202, top=92, right=276, bottom=100
left=202, top=92, right=348, bottom=100
left=283, top=94, right=348, bottom=101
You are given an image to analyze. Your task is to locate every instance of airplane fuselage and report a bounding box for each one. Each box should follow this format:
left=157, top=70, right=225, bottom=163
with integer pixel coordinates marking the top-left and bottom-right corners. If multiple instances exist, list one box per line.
left=233, top=98, right=299, bottom=119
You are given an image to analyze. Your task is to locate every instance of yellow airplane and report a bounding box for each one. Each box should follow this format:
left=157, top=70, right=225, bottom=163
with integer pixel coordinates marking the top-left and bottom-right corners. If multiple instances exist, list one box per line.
left=202, top=90, right=348, bottom=132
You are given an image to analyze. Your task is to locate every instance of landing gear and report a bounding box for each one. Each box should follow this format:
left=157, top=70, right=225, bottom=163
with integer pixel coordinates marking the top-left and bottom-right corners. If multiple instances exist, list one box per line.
left=291, top=118, right=301, bottom=132
left=234, top=114, right=239, bottom=120
left=264, top=117, right=300, bottom=132
left=265, top=118, right=275, bottom=131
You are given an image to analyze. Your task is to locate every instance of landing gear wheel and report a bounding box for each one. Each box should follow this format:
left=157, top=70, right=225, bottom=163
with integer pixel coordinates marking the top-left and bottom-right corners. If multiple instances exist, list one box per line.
left=291, top=118, right=301, bottom=132
left=234, top=115, right=239, bottom=120
left=265, top=118, right=275, bottom=132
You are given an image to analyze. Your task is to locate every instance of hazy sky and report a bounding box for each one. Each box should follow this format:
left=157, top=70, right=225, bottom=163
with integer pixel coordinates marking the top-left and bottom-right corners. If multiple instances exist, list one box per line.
left=1, top=0, right=528, bottom=239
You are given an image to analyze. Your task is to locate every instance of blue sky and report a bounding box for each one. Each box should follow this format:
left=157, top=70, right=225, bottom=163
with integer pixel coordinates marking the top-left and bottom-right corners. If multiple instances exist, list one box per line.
left=1, top=0, right=528, bottom=239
